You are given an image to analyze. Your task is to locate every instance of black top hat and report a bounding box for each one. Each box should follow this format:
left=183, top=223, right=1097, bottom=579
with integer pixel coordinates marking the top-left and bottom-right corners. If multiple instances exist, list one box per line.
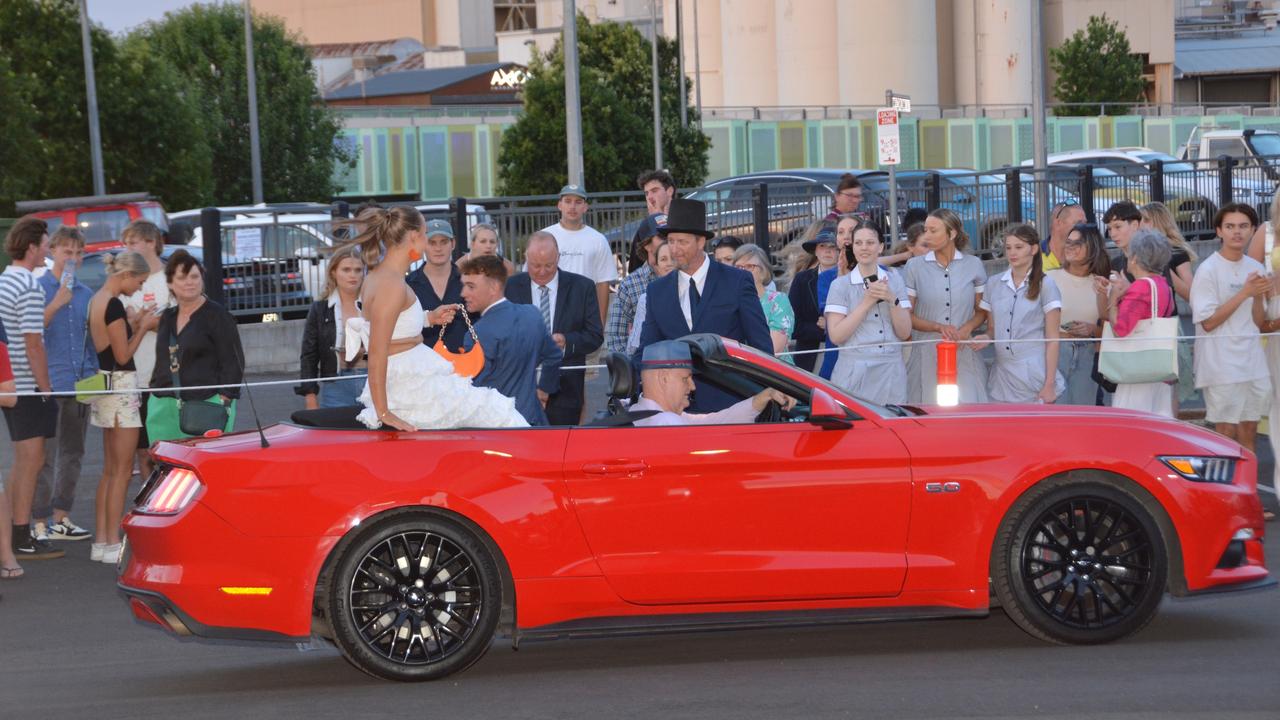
left=658, top=198, right=715, bottom=240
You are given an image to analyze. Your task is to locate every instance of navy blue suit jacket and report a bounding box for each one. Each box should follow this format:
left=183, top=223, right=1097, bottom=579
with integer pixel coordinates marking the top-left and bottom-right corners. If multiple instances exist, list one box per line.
left=505, top=270, right=602, bottom=421
left=634, top=256, right=772, bottom=412
left=466, top=300, right=563, bottom=426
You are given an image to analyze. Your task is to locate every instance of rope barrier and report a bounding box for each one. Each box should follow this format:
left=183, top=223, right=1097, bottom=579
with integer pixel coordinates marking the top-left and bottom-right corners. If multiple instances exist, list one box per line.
left=0, top=331, right=1275, bottom=399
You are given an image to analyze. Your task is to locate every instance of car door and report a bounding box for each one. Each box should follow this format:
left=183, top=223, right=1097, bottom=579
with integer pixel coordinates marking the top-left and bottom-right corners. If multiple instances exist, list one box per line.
left=561, top=406, right=913, bottom=605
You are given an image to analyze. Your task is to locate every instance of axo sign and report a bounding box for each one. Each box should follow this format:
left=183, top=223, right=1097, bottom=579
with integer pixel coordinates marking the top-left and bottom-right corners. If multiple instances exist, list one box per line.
left=877, top=109, right=901, bottom=166
left=490, top=67, right=528, bottom=91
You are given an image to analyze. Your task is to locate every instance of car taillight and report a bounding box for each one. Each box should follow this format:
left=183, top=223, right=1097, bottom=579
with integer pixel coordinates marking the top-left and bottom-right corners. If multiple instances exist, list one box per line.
left=137, top=467, right=203, bottom=515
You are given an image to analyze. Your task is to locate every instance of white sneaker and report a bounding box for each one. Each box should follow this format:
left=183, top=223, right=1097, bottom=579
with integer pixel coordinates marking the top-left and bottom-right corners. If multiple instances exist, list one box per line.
left=99, top=543, right=122, bottom=564
left=90, top=543, right=105, bottom=562
left=31, top=522, right=50, bottom=543
left=49, top=517, right=91, bottom=541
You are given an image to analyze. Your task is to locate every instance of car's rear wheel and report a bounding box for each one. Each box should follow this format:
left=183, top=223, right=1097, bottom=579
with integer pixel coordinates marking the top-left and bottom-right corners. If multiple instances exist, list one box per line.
left=992, top=479, right=1167, bottom=645
left=328, top=513, right=501, bottom=681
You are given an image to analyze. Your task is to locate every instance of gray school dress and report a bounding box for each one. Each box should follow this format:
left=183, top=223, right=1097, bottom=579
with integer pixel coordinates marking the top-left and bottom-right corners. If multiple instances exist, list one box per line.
left=980, top=269, right=1067, bottom=403
left=903, top=251, right=989, bottom=404
left=824, top=267, right=911, bottom=405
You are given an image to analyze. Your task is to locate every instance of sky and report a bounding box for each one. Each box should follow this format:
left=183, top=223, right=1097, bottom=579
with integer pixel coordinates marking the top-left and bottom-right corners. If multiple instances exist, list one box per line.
left=88, top=0, right=202, bottom=34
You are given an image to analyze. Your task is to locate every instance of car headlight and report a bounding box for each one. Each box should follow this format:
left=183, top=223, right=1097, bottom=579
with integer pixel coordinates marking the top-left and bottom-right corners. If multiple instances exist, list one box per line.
left=1158, top=456, right=1237, bottom=484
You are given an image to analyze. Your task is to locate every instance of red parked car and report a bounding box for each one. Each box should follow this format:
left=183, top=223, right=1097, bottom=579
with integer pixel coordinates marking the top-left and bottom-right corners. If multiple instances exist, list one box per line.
left=116, top=335, right=1272, bottom=681
left=16, top=192, right=169, bottom=251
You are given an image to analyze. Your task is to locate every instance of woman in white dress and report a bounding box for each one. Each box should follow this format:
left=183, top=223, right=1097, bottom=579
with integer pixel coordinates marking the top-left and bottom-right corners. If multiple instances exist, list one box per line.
left=341, top=207, right=527, bottom=431
left=824, top=221, right=912, bottom=404
left=977, top=224, right=1066, bottom=404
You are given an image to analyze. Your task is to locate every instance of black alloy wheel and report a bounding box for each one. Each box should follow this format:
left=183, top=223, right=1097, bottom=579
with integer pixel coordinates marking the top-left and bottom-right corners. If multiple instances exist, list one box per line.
left=993, top=481, right=1168, bottom=645
left=328, top=514, right=501, bottom=681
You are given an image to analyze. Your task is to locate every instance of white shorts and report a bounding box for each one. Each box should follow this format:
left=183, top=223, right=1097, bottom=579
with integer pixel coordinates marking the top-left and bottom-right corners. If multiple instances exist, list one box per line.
left=1203, top=377, right=1271, bottom=425
left=90, top=371, right=143, bottom=429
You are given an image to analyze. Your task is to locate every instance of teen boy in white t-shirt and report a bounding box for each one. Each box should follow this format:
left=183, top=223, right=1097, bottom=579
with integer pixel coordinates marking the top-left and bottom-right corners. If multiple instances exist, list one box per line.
left=540, top=185, right=617, bottom=326
left=1191, top=203, right=1272, bottom=455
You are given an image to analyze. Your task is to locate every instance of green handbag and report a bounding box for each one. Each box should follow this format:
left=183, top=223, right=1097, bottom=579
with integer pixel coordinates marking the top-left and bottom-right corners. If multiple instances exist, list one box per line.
left=74, top=371, right=109, bottom=404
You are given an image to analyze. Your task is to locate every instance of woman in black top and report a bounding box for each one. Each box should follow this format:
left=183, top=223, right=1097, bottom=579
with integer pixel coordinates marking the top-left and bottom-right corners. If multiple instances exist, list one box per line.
left=149, top=250, right=245, bottom=409
left=86, top=252, right=151, bottom=563
left=297, top=245, right=365, bottom=409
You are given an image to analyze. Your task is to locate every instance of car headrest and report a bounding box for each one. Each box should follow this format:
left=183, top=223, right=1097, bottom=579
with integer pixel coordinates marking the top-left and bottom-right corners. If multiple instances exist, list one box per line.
left=604, top=352, right=633, bottom=399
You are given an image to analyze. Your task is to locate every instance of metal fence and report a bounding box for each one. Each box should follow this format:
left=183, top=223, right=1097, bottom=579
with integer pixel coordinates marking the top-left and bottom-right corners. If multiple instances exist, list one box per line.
left=186, top=154, right=1279, bottom=321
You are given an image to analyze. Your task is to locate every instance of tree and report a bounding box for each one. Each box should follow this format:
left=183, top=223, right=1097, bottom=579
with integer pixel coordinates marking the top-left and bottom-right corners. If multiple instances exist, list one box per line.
left=1049, top=14, right=1146, bottom=117
left=498, top=14, right=710, bottom=196
left=131, top=3, right=353, bottom=204
left=0, top=0, right=210, bottom=210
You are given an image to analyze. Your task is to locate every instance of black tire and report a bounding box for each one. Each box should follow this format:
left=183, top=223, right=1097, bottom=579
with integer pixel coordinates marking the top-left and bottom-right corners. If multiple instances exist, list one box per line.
left=327, top=512, right=502, bottom=681
left=991, top=479, right=1167, bottom=645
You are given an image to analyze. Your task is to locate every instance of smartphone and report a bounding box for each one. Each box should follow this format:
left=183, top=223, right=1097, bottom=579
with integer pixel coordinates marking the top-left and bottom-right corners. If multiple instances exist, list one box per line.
left=60, top=268, right=74, bottom=289
left=863, top=273, right=879, bottom=285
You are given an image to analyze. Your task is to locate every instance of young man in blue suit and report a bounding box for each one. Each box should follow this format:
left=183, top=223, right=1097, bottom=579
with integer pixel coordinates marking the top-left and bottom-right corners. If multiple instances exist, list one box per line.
left=459, top=255, right=562, bottom=426
left=505, top=231, right=603, bottom=425
left=634, top=197, right=773, bottom=412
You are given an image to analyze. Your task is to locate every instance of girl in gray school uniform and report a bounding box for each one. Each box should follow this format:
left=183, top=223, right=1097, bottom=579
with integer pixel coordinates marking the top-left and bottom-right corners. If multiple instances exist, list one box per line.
left=903, top=209, right=989, bottom=404
left=825, top=222, right=912, bottom=404
left=978, top=224, right=1066, bottom=403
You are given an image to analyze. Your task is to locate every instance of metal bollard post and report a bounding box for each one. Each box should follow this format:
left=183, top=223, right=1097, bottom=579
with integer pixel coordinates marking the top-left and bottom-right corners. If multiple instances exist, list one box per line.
left=200, top=207, right=224, bottom=305
left=1149, top=159, right=1165, bottom=204
left=1006, top=167, right=1023, bottom=224
left=751, top=182, right=771, bottom=259
left=927, top=172, right=942, bottom=211
left=936, top=340, right=959, bottom=406
left=1080, top=165, right=1096, bottom=225
left=1217, top=155, right=1236, bottom=211
left=451, top=196, right=469, bottom=260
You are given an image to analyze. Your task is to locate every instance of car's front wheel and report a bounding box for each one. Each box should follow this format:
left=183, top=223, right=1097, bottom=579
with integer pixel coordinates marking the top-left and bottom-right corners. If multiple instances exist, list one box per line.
left=328, top=512, right=502, bottom=681
left=992, top=479, right=1168, bottom=645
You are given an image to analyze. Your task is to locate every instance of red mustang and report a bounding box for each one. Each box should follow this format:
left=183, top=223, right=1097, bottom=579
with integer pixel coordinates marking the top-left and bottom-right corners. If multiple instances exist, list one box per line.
left=117, top=335, right=1272, bottom=681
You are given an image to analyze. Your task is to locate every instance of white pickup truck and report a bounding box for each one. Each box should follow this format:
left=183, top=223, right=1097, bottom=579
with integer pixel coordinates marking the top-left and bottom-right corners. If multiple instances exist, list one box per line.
left=1178, top=128, right=1280, bottom=185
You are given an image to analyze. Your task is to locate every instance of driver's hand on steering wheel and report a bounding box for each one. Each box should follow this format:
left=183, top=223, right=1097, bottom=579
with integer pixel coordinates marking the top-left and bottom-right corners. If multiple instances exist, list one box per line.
left=751, top=388, right=798, bottom=413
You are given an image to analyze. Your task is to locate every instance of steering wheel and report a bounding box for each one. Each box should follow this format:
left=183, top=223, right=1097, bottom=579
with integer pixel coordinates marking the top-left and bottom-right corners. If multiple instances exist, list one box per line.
left=756, top=399, right=784, bottom=423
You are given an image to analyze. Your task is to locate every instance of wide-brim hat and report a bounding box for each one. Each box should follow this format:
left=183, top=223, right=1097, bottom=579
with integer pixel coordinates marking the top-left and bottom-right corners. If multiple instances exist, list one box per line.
left=802, top=224, right=837, bottom=253
left=658, top=197, right=714, bottom=240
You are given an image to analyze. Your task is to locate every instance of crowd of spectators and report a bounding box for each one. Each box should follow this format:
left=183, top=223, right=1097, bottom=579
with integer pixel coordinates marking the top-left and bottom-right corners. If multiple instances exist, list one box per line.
left=4, top=169, right=1280, bottom=583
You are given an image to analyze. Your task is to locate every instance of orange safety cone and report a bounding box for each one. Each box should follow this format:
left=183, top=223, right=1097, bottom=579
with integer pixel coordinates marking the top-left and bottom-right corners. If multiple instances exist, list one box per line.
left=936, top=340, right=959, bottom=406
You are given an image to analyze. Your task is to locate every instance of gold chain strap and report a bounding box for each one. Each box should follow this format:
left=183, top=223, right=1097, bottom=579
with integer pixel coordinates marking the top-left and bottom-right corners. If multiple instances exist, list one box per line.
left=452, top=303, right=481, bottom=344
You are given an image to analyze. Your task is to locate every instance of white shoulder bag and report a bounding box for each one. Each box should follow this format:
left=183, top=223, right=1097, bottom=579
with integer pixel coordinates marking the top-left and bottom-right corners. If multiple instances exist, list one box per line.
left=1098, top=278, right=1178, bottom=384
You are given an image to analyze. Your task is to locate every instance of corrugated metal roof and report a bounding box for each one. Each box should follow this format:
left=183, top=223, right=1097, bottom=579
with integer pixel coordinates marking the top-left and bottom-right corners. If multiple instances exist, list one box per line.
left=324, top=62, right=512, bottom=100
left=1176, top=33, right=1280, bottom=76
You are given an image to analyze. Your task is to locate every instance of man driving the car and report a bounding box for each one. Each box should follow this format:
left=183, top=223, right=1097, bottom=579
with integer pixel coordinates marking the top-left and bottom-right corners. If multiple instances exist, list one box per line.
left=632, top=340, right=796, bottom=427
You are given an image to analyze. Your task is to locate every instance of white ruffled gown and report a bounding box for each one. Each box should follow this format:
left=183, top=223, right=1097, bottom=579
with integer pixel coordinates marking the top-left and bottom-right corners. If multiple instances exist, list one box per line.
left=345, top=298, right=528, bottom=430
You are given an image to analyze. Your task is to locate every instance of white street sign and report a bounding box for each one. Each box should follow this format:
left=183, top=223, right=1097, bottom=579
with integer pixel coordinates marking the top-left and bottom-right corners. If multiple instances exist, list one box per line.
left=877, top=108, right=901, bottom=166
left=891, top=95, right=911, bottom=113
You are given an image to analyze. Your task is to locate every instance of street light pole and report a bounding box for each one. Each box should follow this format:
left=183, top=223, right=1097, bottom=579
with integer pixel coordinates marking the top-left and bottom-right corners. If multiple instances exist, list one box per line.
left=78, top=0, right=105, bottom=196
left=1030, top=0, right=1049, bottom=235
left=245, top=0, right=264, bottom=204
left=693, top=0, right=702, bottom=128
left=676, top=0, right=687, bottom=127
left=563, top=0, right=585, bottom=186
left=650, top=0, right=663, bottom=169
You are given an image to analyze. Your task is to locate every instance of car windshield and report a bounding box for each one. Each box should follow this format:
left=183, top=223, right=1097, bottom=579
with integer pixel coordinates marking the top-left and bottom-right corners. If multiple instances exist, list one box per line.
left=76, top=210, right=132, bottom=244
left=1135, top=152, right=1196, bottom=174
left=1247, top=133, right=1280, bottom=160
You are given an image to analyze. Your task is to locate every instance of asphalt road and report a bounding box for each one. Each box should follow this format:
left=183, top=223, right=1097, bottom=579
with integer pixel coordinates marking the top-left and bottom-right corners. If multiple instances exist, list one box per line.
left=0, top=375, right=1277, bottom=720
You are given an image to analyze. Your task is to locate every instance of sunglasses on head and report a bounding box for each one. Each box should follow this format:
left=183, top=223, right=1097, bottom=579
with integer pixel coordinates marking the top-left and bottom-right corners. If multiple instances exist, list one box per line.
left=1054, top=199, right=1081, bottom=218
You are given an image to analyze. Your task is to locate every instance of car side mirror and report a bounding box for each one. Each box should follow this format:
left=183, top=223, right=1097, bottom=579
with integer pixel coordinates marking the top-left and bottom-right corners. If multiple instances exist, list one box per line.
left=808, top=388, right=852, bottom=430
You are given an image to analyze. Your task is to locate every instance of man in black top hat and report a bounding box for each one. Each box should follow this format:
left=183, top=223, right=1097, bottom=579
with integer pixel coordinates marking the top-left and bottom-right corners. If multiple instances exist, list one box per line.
left=633, top=197, right=772, bottom=413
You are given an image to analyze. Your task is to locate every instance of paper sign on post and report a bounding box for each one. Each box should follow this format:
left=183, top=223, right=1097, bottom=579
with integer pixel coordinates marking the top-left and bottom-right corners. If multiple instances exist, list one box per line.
left=233, top=227, right=263, bottom=258
left=877, top=108, right=901, bottom=166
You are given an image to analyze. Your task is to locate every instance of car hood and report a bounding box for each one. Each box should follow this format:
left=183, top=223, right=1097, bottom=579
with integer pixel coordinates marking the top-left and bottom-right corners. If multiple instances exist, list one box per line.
left=900, top=403, right=1246, bottom=458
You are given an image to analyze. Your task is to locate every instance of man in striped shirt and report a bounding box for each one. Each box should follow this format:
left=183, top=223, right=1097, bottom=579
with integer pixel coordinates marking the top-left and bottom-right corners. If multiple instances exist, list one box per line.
left=0, top=217, right=63, bottom=560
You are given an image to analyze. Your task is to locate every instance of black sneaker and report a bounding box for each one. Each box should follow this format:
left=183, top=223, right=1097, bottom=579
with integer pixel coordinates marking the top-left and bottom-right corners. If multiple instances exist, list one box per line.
left=14, top=536, right=65, bottom=560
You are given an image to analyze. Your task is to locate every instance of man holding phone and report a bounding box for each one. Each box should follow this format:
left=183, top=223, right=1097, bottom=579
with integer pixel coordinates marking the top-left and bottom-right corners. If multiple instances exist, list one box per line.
left=32, top=227, right=96, bottom=543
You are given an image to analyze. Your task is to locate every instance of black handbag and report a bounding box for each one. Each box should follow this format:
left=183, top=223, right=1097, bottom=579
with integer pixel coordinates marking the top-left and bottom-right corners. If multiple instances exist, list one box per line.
left=169, top=337, right=230, bottom=435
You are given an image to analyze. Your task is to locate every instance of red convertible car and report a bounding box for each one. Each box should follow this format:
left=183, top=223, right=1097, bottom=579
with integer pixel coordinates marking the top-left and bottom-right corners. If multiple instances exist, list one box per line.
left=117, top=335, right=1272, bottom=681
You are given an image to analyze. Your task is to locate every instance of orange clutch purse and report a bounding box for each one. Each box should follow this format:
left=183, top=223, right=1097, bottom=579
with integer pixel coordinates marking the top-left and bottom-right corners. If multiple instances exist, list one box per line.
left=432, top=305, right=484, bottom=378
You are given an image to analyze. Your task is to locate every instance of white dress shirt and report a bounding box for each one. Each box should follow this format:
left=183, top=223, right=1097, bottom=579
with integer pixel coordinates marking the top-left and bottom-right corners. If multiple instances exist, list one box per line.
left=533, top=271, right=559, bottom=331
left=676, top=254, right=711, bottom=329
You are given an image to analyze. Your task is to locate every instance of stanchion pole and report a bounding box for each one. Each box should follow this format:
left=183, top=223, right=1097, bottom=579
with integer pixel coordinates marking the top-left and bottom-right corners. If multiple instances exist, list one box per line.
left=936, top=341, right=959, bottom=406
